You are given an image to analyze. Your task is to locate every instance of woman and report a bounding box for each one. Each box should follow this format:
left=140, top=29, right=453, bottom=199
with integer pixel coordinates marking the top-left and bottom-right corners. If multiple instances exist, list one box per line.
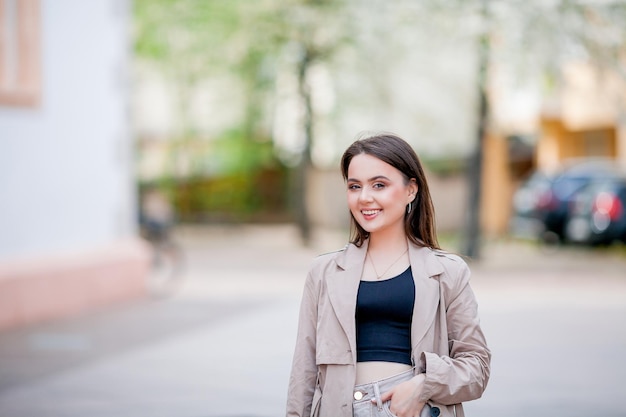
left=286, top=133, right=490, bottom=417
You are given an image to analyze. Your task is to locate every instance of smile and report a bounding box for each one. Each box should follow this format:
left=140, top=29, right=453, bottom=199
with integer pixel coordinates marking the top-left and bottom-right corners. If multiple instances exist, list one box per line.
left=361, top=209, right=381, bottom=216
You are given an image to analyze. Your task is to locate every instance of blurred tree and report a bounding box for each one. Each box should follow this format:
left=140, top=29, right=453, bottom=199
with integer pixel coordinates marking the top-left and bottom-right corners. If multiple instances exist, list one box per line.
left=274, top=0, right=354, bottom=244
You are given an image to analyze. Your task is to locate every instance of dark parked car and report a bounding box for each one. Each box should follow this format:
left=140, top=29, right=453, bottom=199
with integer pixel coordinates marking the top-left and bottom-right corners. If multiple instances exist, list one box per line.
left=510, top=159, right=623, bottom=242
left=564, top=177, right=626, bottom=245
left=510, top=170, right=553, bottom=240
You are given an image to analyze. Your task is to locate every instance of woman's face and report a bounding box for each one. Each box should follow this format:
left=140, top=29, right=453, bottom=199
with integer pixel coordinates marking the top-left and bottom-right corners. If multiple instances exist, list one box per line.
left=346, top=153, right=417, bottom=237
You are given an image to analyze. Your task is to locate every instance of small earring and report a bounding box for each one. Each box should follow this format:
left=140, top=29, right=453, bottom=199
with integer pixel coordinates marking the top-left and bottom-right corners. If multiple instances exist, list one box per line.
left=407, top=201, right=412, bottom=214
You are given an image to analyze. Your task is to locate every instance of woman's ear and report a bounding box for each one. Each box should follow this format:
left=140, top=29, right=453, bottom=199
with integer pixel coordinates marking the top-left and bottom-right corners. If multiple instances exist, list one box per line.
left=409, top=179, right=418, bottom=201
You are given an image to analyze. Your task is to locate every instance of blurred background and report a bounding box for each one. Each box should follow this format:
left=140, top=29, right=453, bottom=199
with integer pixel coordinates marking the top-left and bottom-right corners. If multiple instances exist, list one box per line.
left=1, top=0, right=626, bottom=416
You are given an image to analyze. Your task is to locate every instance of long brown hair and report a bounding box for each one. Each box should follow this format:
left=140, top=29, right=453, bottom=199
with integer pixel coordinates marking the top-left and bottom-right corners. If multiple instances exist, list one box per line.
left=340, top=133, right=440, bottom=249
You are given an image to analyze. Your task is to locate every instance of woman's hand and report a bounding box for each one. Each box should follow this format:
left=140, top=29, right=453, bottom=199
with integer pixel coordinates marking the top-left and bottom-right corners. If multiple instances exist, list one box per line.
left=375, top=373, right=426, bottom=417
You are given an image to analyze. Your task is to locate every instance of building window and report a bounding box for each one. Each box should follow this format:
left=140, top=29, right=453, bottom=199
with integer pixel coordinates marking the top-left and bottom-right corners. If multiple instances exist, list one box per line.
left=583, top=129, right=615, bottom=157
left=0, top=0, right=40, bottom=107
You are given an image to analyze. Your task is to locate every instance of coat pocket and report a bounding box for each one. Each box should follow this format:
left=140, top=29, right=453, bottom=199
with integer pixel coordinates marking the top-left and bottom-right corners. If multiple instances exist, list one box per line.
left=310, top=385, right=322, bottom=417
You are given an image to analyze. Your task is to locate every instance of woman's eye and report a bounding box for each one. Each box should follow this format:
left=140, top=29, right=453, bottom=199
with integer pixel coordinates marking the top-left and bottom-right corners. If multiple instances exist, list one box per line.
left=348, top=184, right=360, bottom=190
left=373, top=183, right=385, bottom=189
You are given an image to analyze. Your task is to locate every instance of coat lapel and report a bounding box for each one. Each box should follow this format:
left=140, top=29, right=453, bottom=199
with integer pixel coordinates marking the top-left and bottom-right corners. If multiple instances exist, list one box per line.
left=326, top=241, right=367, bottom=362
left=409, top=242, right=444, bottom=348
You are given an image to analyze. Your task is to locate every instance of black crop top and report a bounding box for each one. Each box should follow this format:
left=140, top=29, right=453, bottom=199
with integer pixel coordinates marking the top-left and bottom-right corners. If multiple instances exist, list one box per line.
left=355, top=267, right=415, bottom=365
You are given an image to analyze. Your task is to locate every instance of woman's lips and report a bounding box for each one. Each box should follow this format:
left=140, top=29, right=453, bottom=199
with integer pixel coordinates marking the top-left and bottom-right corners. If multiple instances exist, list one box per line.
left=361, top=209, right=381, bottom=219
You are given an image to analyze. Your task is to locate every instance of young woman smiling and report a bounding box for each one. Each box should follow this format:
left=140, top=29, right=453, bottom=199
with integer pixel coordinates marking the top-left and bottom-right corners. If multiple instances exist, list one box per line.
left=287, top=133, right=491, bottom=417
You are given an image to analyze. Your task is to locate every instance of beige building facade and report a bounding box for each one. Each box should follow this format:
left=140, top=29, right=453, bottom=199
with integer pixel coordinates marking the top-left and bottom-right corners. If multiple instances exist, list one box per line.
left=482, top=62, right=626, bottom=236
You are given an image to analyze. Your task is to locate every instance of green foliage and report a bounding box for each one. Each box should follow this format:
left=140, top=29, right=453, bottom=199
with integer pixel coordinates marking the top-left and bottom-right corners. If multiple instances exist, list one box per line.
left=210, top=129, right=277, bottom=175
left=139, top=129, right=286, bottom=222
left=422, top=157, right=467, bottom=177
left=134, top=0, right=241, bottom=70
left=166, top=166, right=290, bottom=223
left=134, top=0, right=280, bottom=139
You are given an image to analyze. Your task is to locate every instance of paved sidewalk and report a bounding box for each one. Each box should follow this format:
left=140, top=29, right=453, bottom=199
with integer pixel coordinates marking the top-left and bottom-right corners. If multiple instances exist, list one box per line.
left=0, top=225, right=625, bottom=417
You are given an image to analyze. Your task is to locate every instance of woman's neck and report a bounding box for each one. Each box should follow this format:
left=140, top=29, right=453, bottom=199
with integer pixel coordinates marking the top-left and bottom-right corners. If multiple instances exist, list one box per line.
left=368, top=227, right=408, bottom=254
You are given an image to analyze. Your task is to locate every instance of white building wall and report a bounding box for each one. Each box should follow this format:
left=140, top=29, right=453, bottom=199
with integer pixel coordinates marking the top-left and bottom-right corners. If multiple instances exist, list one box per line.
left=0, top=0, right=135, bottom=259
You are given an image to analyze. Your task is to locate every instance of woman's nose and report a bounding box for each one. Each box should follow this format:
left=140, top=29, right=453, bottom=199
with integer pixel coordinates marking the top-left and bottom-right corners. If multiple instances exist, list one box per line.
left=359, top=187, right=373, bottom=202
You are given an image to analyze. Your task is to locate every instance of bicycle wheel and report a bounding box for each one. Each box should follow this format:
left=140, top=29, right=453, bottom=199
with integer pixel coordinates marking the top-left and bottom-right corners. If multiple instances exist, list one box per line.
left=147, top=240, right=184, bottom=297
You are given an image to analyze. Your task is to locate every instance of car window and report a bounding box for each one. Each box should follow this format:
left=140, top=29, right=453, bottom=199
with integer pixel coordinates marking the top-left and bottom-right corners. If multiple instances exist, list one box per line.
left=552, top=177, right=587, bottom=199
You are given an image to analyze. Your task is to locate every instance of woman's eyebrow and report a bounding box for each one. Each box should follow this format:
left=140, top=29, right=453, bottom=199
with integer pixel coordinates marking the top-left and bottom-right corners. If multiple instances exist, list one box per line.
left=346, top=175, right=390, bottom=183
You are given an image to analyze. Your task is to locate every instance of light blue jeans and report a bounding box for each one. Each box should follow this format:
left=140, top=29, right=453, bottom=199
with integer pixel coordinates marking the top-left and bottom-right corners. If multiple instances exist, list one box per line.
left=352, top=368, right=437, bottom=417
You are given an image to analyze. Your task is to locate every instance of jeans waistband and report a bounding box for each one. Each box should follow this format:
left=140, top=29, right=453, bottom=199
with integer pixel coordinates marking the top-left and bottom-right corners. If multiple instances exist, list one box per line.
left=353, top=367, right=415, bottom=403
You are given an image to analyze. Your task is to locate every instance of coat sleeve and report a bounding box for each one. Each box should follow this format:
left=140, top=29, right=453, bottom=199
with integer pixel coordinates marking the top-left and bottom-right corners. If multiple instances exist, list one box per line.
left=286, top=267, right=319, bottom=417
left=418, top=260, right=491, bottom=405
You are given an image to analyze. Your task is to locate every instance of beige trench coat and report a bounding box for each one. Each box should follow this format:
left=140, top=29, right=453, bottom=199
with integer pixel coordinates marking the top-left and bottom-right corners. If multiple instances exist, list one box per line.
left=286, top=240, right=491, bottom=417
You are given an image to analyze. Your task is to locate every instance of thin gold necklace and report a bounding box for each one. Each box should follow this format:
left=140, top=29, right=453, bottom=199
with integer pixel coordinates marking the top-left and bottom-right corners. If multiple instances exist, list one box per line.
left=367, top=248, right=408, bottom=280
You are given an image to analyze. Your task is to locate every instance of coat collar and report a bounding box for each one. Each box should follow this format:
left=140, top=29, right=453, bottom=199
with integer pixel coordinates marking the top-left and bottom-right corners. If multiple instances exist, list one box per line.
left=327, top=239, right=444, bottom=363
left=334, top=238, right=445, bottom=277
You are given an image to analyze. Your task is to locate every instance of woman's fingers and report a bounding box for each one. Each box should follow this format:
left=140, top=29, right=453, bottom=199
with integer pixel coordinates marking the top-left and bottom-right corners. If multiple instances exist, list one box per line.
left=374, top=388, right=394, bottom=403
